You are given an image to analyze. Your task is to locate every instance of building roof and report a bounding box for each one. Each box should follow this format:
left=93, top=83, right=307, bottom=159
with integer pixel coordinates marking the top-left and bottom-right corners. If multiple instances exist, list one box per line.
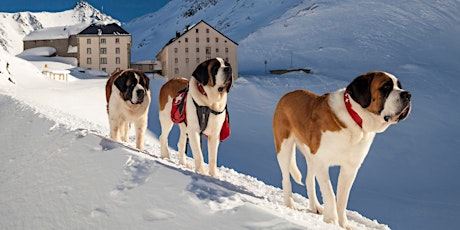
left=78, top=23, right=130, bottom=35
left=157, top=20, right=238, bottom=57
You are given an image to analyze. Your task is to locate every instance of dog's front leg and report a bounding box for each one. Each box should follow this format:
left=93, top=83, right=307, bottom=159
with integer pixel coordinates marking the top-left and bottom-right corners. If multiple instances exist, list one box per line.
left=207, top=135, right=220, bottom=178
left=188, top=131, right=207, bottom=175
left=336, top=165, right=359, bottom=230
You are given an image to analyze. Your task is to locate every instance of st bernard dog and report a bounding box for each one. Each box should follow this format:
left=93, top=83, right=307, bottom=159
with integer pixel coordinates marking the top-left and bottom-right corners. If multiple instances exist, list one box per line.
left=158, top=58, right=233, bottom=178
left=105, top=69, right=151, bottom=150
left=273, top=71, right=411, bottom=229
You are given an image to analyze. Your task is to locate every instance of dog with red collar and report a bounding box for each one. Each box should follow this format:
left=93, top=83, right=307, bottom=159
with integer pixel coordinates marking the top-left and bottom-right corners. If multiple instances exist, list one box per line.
left=273, top=71, right=411, bottom=229
left=159, top=58, right=233, bottom=178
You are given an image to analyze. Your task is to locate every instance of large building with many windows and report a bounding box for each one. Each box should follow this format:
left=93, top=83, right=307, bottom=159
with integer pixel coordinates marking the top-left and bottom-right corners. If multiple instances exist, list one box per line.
left=156, top=20, right=238, bottom=79
left=23, top=23, right=131, bottom=76
left=76, top=23, right=131, bottom=74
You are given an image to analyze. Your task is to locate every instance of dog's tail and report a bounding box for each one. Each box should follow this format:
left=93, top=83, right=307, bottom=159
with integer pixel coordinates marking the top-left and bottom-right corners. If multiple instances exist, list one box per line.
left=289, top=151, right=303, bottom=185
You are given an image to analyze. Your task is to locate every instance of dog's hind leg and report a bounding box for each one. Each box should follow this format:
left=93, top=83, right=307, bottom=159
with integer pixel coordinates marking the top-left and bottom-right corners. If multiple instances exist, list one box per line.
left=305, top=160, right=323, bottom=215
left=277, top=136, right=299, bottom=209
left=159, top=108, right=173, bottom=159
left=177, top=123, right=190, bottom=168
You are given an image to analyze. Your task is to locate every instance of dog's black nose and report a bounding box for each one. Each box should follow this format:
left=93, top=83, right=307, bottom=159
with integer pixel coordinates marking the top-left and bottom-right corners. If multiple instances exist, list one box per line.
left=401, top=91, right=411, bottom=100
left=137, top=89, right=145, bottom=99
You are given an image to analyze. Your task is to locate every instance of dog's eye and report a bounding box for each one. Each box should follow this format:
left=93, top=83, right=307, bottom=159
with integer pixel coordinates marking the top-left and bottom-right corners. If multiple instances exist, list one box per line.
left=218, top=87, right=224, bottom=92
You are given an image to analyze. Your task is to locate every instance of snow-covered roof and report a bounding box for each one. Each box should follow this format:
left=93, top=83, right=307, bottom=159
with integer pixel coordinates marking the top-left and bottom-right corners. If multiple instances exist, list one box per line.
left=23, top=23, right=90, bottom=41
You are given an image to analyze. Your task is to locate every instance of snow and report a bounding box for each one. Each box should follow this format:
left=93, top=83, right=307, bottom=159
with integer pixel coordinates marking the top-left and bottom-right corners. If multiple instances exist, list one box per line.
left=17, top=46, right=56, bottom=57
left=1, top=0, right=460, bottom=229
left=22, top=23, right=90, bottom=41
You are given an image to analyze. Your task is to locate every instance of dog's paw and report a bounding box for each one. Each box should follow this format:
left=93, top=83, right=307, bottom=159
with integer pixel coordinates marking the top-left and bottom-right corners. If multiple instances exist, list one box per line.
left=195, top=166, right=208, bottom=176
left=160, top=153, right=170, bottom=159
left=323, top=215, right=339, bottom=226
left=340, top=222, right=353, bottom=230
left=209, top=169, right=220, bottom=178
left=284, top=197, right=297, bottom=210
left=309, top=203, right=324, bottom=215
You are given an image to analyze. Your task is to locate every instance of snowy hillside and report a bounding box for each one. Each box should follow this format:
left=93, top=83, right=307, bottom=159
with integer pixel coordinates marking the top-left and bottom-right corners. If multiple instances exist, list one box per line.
left=0, top=1, right=118, bottom=54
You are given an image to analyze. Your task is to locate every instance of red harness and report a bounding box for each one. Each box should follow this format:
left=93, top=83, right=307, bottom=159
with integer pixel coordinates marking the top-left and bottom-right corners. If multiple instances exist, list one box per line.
left=171, top=82, right=230, bottom=141
left=344, top=92, right=363, bottom=128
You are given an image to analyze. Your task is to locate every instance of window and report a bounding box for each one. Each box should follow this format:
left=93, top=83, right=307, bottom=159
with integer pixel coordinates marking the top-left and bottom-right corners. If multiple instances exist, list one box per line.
left=87, top=48, right=91, bottom=54
left=206, top=28, right=209, bottom=33
left=175, top=58, right=178, bottom=64
left=115, top=38, right=120, bottom=44
left=195, top=28, right=199, bottom=33
left=215, top=37, right=219, bottom=43
left=115, top=47, right=120, bottom=54
left=216, top=48, right=219, bottom=53
left=116, top=57, right=120, bottom=64
left=100, top=58, right=107, bottom=64
left=100, top=48, right=107, bottom=54
left=186, top=58, right=189, bottom=63
left=196, top=58, right=200, bottom=63
left=206, top=47, right=211, bottom=55
left=206, top=37, right=210, bottom=43
left=225, top=47, right=229, bottom=53
left=102, top=68, right=106, bottom=72
left=174, top=48, right=178, bottom=53
left=185, top=47, right=189, bottom=53
left=175, top=68, right=179, bottom=74
left=196, top=37, right=199, bottom=43
left=185, top=38, right=188, bottom=43
left=87, top=38, right=91, bottom=44
left=100, top=38, right=106, bottom=44
left=196, top=48, right=200, bottom=53
left=87, top=58, right=92, bottom=64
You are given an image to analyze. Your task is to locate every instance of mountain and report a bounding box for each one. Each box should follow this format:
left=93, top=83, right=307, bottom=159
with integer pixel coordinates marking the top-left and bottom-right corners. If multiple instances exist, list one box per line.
left=125, top=0, right=303, bottom=62
left=0, top=1, right=118, bottom=55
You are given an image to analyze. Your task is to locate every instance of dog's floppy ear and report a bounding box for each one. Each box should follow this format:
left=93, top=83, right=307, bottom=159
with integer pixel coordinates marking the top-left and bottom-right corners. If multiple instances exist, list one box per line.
left=346, top=72, right=375, bottom=108
left=139, top=72, right=150, bottom=91
left=114, top=71, right=134, bottom=93
left=192, top=61, right=210, bottom=85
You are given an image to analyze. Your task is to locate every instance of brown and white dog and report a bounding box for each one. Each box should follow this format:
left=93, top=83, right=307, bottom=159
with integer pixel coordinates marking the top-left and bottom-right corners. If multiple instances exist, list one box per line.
left=105, top=69, right=151, bottom=150
left=159, top=58, right=233, bottom=178
left=273, top=71, right=411, bottom=229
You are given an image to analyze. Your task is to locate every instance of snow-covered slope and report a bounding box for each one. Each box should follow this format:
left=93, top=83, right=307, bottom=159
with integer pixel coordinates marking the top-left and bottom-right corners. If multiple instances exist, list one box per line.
left=0, top=1, right=118, bottom=54
left=0, top=51, right=388, bottom=230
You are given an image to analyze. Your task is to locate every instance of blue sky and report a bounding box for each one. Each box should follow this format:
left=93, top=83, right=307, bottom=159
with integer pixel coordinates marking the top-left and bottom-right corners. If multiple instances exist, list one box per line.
left=0, top=0, right=169, bottom=22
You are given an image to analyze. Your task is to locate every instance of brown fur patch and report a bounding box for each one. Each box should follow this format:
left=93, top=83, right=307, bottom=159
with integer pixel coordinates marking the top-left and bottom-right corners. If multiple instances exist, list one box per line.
left=159, top=78, right=189, bottom=111
left=366, top=72, right=392, bottom=114
left=273, top=90, right=346, bottom=154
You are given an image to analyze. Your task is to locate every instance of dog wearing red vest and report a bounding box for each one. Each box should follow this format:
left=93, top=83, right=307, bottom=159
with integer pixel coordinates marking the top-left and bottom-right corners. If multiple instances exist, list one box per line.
left=158, top=58, right=233, bottom=178
left=273, top=71, right=411, bottom=229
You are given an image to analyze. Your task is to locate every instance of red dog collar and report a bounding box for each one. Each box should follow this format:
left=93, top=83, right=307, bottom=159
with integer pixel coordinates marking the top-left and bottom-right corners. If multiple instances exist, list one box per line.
left=344, top=92, right=363, bottom=128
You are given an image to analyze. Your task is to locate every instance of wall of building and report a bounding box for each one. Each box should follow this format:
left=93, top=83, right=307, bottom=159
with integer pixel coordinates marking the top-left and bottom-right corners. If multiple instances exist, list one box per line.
left=77, top=35, right=131, bottom=74
left=157, top=22, right=238, bottom=79
left=24, top=39, right=71, bottom=57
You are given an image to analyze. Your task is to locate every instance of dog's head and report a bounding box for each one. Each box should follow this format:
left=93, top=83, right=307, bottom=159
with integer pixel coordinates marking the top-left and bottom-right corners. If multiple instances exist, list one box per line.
left=114, top=69, right=150, bottom=105
left=346, top=71, right=411, bottom=130
left=192, top=57, right=233, bottom=95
